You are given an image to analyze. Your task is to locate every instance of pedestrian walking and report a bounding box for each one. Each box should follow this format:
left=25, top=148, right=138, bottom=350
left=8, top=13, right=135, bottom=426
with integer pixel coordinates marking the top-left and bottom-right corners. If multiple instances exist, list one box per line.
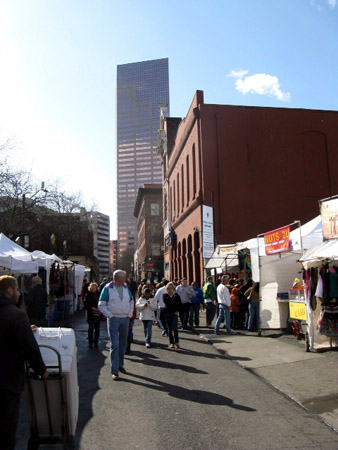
left=245, top=282, right=260, bottom=332
left=98, top=270, right=134, bottom=380
left=202, top=276, right=217, bottom=327
left=84, top=282, right=102, bottom=349
left=163, top=282, right=182, bottom=349
left=230, top=288, right=241, bottom=330
left=0, top=275, right=48, bottom=450
left=176, top=278, right=195, bottom=331
left=136, top=287, right=158, bottom=348
left=239, top=279, right=253, bottom=329
left=154, top=280, right=169, bottom=336
left=189, top=281, right=203, bottom=328
left=127, top=273, right=138, bottom=300
left=214, top=275, right=234, bottom=334
left=126, top=297, right=137, bottom=355
left=25, top=275, right=48, bottom=326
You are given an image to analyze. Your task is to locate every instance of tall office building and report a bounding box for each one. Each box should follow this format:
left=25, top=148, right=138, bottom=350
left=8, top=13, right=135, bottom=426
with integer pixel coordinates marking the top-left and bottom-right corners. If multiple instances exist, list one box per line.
left=116, top=58, right=169, bottom=270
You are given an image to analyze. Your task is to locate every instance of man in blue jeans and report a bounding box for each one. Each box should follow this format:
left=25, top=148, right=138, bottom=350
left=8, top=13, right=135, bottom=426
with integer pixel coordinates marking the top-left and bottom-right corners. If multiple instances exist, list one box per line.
left=99, top=270, right=134, bottom=380
left=214, top=275, right=235, bottom=335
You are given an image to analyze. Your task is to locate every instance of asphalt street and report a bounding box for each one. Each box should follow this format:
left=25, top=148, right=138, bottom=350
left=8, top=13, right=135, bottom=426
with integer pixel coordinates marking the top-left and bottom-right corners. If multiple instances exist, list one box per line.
left=16, top=315, right=338, bottom=450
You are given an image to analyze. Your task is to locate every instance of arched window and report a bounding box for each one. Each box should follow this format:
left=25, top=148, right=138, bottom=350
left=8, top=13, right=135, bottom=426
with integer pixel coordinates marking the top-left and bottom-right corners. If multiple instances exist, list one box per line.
left=192, top=144, right=197, bottom=197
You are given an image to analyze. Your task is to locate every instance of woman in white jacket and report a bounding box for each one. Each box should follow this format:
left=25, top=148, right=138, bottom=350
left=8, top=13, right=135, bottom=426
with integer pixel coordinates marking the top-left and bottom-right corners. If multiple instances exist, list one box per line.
left=136, top=287, right=158, bottom=348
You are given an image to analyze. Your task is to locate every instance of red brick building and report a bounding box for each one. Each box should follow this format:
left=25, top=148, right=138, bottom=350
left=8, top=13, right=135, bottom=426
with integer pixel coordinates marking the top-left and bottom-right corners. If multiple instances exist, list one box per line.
left=158, top=91, right=338, bottom=285
left=134, top=184, right=163, bottom=282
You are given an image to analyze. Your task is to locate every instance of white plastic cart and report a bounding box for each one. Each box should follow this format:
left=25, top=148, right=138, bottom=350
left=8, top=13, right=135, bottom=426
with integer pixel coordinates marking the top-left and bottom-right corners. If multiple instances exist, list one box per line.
left=25, top=328, right=78, bottom=449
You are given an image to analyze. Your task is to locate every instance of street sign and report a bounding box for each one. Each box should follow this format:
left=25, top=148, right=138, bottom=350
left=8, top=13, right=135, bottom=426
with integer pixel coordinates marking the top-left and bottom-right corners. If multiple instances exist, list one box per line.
left=202, top=205, right=214, bottom=259
left=146, top=261, right=154, bottom=270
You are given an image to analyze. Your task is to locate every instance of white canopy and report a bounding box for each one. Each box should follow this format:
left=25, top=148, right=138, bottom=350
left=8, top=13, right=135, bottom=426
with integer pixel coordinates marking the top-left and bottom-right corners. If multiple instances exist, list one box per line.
left=300, top=238, right=338, bottom=267
left=31, top=250, right=63, bottom=269
left=205, top=244, right=239, bottom=271
left=0, top=233, right=38, bottom=273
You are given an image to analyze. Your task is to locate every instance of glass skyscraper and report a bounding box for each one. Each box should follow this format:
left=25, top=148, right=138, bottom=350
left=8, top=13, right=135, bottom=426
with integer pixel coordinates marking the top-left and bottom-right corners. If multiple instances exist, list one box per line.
left=116, top=58, right=169, bottom=269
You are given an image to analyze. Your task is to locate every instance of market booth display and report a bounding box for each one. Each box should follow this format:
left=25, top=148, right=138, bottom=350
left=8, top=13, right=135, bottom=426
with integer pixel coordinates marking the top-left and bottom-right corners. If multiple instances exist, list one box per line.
left=300, top=197, right=338, bottom=350
left=237, top=216, right=323, bottom=331
left=31, top=253, right=85, bottom=326
left=205, top=244, right=240, bottom=277
left=0, top=233, right=85, bottom=325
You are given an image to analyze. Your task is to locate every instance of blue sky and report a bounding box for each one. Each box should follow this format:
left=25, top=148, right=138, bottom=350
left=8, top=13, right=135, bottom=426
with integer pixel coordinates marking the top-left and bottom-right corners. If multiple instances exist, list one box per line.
left=0, top=0, right=337, bottom=239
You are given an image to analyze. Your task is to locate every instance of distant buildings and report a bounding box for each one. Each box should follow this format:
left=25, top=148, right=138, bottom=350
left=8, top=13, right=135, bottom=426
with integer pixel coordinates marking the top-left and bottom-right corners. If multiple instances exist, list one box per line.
left=133, top=184, right=163, bottom=282
left=110, top=240, right=117, bottom=275
left=116, top=58, right=169, bottom=271
left=158, top=90, right=338, bottom=284
left=88, top=212, right=110, bottom=280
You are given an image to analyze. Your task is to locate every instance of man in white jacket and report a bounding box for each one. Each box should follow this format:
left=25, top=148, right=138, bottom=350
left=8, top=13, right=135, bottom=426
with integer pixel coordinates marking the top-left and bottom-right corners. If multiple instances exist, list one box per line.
left=99, top=270, right=134, bottom=380
left=214, top=275, right=234, bottom=334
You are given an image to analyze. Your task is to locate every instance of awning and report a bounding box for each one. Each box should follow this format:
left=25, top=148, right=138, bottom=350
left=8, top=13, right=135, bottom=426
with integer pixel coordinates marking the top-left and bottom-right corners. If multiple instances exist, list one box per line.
left=300, top=238, right=338, bottom=266
left=205, top=244, right=239, bottom=269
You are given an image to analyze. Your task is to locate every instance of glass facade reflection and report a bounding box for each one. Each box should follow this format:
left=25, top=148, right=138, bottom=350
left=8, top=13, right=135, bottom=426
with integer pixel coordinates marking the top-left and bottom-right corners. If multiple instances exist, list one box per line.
left=116, top=58, right=169, bottom=268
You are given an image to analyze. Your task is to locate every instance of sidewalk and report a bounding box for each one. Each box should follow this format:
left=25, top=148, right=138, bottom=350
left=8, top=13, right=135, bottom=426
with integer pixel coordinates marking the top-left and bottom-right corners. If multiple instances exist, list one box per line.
left=196, top=325, right=338, bottom=432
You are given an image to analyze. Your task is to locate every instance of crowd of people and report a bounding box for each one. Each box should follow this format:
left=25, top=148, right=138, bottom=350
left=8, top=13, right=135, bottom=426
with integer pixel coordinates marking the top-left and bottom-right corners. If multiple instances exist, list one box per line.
left=90, top=270, right=260, bottom=381
left=0, top=269, right=259, bottom=447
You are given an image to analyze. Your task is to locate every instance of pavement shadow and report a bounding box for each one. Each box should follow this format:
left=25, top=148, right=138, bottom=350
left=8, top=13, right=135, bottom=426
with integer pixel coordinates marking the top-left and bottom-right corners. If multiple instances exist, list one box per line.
left=74, top=329, right=108, bottom=449
left=125, top=350, right=208, bottom=374
left=121, top=373, right=256, bottom=411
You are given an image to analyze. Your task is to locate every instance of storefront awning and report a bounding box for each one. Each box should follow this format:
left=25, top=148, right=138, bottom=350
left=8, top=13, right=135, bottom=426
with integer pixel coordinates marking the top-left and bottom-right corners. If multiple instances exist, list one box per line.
left=205, top=244, right=239, bottom=269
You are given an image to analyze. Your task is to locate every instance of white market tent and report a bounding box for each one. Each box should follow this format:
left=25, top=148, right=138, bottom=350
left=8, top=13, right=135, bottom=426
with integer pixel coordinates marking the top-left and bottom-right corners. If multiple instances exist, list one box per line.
left=0, top=233, right=38, bottom=273
left=299, top=236, right=338, bottom=350
left=31, top=250, right=85, bottom=298
left=237, top=216, right=323, bottom=329
left=205, top=244, right=239, bottom=273
left=300, top=239, right=338, bottom=268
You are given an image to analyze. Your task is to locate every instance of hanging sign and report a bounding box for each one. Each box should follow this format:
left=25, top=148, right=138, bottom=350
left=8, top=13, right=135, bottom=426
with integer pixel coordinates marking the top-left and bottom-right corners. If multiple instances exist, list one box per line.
left=264, top=225, right=290, bottom=255
left=202, top=205, right=214, bottom=259
left=289, top=301, right=306, bottom=321
left=320, top=198, right=338, bottom=240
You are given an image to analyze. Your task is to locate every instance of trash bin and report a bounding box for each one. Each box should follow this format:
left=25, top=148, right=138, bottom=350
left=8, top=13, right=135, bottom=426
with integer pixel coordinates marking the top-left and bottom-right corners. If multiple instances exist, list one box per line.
left=25, top=328, right=78, bottom=448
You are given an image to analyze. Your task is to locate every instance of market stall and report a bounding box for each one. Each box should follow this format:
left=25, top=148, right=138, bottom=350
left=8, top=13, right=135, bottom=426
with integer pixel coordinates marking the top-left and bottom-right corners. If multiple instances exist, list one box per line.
left=205, top=244, right=240, bottom=277
left=0, top=233, right=38, bottom=273
left=237, top=216, right=323, bottom=330
left=299, top=198, right=338, bottom=350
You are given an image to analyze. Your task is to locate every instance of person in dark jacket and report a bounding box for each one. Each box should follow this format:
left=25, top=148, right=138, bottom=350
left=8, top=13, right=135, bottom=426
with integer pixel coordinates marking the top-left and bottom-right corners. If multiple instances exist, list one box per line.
left=84, top=282, right=102, bottom=349
left=25, top=275, right=48, bottom=326
left=189, top=281, right=203, bottom=328
left=0, top=275, right=48, bottom=450
left=163, top=282, right=182, bottom=349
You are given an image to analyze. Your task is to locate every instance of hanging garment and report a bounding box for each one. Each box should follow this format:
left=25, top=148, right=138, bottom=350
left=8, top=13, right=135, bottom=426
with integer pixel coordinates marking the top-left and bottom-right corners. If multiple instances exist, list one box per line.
left=329, top=271, right=338, bottom=299
left=315, top=268, right=323, bottom=298
left=310, top=267, right=317, bottom=311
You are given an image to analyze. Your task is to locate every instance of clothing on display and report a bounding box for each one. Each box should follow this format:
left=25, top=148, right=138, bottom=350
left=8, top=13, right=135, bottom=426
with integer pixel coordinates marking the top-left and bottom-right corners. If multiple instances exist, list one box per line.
left=303, top=263, right=338, bottom=337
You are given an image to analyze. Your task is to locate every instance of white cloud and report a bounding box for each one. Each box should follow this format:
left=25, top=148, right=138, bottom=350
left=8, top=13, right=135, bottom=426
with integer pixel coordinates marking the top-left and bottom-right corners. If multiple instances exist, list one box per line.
left=327, top=0, right=337, bottom=8
left=227, top=70, right=291, bottom=102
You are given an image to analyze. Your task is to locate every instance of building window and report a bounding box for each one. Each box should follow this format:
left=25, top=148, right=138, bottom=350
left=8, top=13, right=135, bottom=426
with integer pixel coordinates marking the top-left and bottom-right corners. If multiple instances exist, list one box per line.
left=169, top=186, right=173, bottom=221
left=181, top=165, right=184, bottom=212
left=173, top=180, right=176, bottom=220
left=151, top=243, right=161, bottom=256
left=192, top=144, right=197, bottom=197
left=186, top=155, right=190, bottom=205
left=177, top=173, right=180, bottom=215
left=150, top=203, right=159, bottom=216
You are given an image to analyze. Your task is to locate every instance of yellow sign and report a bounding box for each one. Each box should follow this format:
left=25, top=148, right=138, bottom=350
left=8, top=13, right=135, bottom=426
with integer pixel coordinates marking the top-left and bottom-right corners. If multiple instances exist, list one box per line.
left=289, top=301, right=306, bottom=321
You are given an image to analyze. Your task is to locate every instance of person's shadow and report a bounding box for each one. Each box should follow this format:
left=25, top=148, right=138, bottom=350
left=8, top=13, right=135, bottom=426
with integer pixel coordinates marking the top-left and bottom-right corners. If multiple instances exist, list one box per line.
left=121, top=372, right=256, bottom=411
